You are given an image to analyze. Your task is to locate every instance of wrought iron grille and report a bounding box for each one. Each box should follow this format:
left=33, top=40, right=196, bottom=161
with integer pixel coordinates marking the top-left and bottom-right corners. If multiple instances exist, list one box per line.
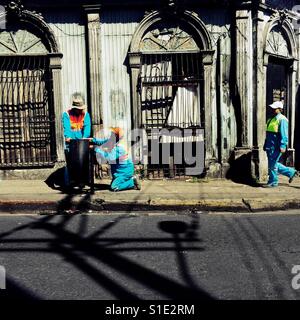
left=0, top=55, right=56, bottom=168
left=138, top=52, right=204, bottom=179
left=139, top=52, right=204, bottom=130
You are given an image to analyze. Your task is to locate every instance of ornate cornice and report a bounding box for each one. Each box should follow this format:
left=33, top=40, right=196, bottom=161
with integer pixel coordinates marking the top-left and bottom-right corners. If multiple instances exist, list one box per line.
left=2, top=0, right=60, bottom=53
left=130, top=9, right=213, bottom=52
left=158, top=0, right=185, bottom=17
left=6, top=1, right=43, bottom=20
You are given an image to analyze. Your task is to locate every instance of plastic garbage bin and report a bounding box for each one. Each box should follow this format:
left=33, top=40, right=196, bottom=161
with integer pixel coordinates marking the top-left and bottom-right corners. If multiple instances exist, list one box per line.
left=67, top=139, right=94, bottom=191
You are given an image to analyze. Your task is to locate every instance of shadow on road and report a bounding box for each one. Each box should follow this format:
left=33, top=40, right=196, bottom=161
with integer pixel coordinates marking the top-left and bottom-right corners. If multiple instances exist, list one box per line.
left=0, top=187, right=214, bottom=300
left=0, top=277, right=40, bottom=300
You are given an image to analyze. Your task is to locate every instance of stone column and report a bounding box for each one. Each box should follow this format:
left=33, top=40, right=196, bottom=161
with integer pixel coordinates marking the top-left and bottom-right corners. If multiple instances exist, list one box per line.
left=296, top=31, right=300, bottom=169
left=128, top=52, right=142, bottom=130
left=252, top=9, right=268, bottom=182
left=235, top=9, right=253, bottom=148
left=128, top=52, right=146, bottom=173
left=202, top=50, right=220, bottom=176
left=84, top=5, right=102, bottom=135
left=49, top=53, right=64, bottom=163
left=229, top=8, right=255, bottom=182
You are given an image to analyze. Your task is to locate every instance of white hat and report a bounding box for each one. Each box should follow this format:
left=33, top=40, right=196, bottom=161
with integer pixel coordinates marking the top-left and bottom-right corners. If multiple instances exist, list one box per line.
left=269, top=101, right=284, bottom=109
left=71, top=93, right=86, bottom=110
left=72, top=98, right=86, bottom=110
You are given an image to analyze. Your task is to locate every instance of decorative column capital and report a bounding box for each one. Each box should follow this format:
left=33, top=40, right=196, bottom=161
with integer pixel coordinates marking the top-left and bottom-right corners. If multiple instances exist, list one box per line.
left=49, top=53, right=63, bottom=69
left=83, top=5, right=101, bottom=29
left=201, top=50, right=214, bottom=65
left=83, top=4, right=101, bottom=13
left=128, top=52, right=142, bottom=69
left=236, top=9, right=251, bottom=20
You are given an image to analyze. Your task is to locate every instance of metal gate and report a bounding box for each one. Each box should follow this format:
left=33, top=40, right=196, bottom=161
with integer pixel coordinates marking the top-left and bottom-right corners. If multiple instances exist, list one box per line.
left=139, top=52, right=204, bottom=178
left=0, top=55, right=56, bottom=168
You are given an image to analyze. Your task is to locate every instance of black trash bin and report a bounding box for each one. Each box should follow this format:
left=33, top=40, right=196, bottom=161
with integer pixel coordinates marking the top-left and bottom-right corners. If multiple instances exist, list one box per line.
left=67, top=139, right=94, bottom=191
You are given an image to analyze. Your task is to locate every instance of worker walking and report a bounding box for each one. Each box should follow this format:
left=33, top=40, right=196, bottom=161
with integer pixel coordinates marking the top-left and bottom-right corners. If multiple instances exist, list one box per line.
left=263, top=101, right=298, bottom=188
left=92, top=127, right=141, bottom=192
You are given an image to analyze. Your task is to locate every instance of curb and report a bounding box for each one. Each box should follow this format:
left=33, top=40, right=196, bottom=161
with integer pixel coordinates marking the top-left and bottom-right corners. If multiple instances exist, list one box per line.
left=1, top=198, right=300, bottom=214
left=242, top=198, right=300, bottom=213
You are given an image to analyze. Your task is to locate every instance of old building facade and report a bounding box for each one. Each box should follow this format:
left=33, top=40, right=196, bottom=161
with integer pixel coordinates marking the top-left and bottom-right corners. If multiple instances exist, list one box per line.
left=0, top=0, right=299, bottom=181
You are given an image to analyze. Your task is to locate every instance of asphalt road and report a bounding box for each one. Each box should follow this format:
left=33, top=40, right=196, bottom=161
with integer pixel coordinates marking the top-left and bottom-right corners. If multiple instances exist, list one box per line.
left=0, top=210, right=300, bottom=300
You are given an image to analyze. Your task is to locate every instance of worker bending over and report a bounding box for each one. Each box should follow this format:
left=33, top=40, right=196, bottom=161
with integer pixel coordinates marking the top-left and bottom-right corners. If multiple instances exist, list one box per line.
left=92, top=128, right=141, bottom=192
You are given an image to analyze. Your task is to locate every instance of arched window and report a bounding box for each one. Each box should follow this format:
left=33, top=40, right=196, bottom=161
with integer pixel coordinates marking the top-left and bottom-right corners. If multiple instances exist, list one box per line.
left=128, top=10, right=213, bottom=178
left=139, top=22, right=203, bottom=130
left=0, top=3, right=62, bottom=168
left=265, top=25, right=293, bottom=121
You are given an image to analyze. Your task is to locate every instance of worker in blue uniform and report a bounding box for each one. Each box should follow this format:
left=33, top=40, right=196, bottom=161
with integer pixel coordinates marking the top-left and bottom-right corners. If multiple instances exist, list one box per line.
left=45, top=93, right=91, bottom=190
left=263, top=101, right=298, bottom=187
left=62, top=94, right=91, bottom=147
left=92, top=127, right=141, bottom=192
left=62, top=93, right=91, bottom=188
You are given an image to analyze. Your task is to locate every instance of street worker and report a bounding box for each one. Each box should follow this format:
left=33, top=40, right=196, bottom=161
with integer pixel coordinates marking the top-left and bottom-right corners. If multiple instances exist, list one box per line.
left=263, top=100, right=298, bottom=188
left=92, top=127, right=141, bottom=192
left=62, top=92, right=91, bottom=145
left=62, top=92, right=91, bottom=187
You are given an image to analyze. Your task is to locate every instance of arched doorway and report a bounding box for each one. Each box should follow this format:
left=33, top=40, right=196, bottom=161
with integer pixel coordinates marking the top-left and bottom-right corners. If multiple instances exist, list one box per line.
left=129, top=10, right=214, bottom=178
left=265, top=25, right=293, bottom=121
left=263, top=17, right=297, bottom=167
left=0, top=2, right=63, bottom=169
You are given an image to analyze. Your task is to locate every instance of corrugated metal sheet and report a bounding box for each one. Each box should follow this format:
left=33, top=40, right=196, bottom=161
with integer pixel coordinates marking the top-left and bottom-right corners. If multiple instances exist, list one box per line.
left=100, top=9, right=144, bottom=136
left=43, top=10, right=87, bottom=111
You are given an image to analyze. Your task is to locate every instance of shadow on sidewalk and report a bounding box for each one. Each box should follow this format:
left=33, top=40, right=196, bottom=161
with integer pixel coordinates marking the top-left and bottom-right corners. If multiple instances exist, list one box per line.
left=44, top=168, right=111, bottom=194
left=0, top=277, right=41, bottom=300
left=0, top=188, right=214, bottom=300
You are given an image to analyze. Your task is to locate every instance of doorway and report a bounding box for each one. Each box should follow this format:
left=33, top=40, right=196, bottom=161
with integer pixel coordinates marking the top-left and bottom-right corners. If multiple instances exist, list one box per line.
left=139, top=51, right=205, bottom=178
left=266, top=57, right=288, bottom=121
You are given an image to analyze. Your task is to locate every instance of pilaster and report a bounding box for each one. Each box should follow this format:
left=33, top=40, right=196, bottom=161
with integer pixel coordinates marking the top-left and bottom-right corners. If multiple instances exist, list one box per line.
left=49, top=53, right=64, bottom=162
left=84, top=5, right=102, bottom=135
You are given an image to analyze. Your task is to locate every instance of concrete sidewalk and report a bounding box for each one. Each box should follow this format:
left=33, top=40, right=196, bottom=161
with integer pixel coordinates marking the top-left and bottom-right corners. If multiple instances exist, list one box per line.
left=1, top=176, right=300, bottom=213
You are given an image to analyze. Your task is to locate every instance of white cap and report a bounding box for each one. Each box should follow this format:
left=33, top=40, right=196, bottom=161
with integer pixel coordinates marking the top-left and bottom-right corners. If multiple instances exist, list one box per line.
left=269, top=101, right=284, bottom=109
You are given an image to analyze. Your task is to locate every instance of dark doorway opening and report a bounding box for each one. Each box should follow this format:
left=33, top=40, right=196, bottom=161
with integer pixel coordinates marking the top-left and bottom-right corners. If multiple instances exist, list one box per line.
left=266, top=57, right=288, bottom=121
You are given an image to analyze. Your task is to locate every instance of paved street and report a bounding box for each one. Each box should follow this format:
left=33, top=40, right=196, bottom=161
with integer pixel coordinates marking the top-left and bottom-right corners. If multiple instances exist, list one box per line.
left=0, top=211, right=300, bottom=300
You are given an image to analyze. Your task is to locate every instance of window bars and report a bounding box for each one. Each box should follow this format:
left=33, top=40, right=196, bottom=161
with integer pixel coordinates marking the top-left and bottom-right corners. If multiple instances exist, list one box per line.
left=138, top=52, right=205, bottom=179
left=0, top=55, right=56, bottom=168
left=139, top=52, right=204, bottom=130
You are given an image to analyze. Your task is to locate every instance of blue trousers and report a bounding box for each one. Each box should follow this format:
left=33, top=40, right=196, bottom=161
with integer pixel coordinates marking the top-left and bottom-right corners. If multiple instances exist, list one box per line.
left=110, top=162, right=135, bottom=191
left=266, top=149, right=296, bottom=185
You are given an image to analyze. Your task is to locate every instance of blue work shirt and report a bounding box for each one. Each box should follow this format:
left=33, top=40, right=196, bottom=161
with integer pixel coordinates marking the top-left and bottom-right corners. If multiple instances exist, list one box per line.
left=62, top=110, right=91, bottom=150
left=62, top=110, right=91, bottom=140
left=94, top=141, right=133, bottom=176
left=264, top=113, right=289, bottom=151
